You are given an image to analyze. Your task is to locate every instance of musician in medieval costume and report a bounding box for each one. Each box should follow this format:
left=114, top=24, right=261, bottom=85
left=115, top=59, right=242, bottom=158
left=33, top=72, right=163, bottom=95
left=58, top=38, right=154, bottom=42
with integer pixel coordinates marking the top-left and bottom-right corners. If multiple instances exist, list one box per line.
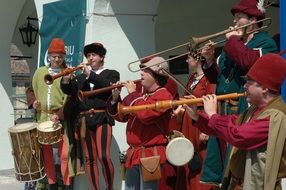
left=200, top=0, right=278, bottom=186
left=173, top=51, right=217, bottom=190
left=31, top=38, right=73, bottom=190
left=132, top=56, right=181, bottom=190
left=108, top=57, right=175, bottom=190
left=61, top=42, right=119, bottom=190
left=133, top=56, right=179, bottom=190
left=186, top=53, right=286, bottom=190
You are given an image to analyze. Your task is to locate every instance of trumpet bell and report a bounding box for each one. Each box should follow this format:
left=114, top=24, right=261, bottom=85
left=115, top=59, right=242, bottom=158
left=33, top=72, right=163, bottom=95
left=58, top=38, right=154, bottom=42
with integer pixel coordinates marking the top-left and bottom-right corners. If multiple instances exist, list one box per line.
left=44, top=74, right=54, bottom=85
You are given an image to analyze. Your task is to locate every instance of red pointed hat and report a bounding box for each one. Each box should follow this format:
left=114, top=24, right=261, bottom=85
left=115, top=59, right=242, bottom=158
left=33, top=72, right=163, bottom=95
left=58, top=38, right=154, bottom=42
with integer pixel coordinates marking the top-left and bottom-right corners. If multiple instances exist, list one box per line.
left=231, top=0, right=265, bottom=18
left=247, top=53, right=286, bottom=93
left=48, top=38, right=66, bottom=54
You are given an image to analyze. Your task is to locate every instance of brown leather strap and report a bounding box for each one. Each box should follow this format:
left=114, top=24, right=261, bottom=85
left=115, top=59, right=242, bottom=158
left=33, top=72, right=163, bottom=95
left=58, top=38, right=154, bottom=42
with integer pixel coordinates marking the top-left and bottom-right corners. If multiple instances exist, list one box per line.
left=80, top=108, right=106, bottom=115
left=141, top=147, right=146, bottom=158
left=39, top=109, right=59, bottom=114
left=141, top=146, right=158, bottom=158
left=153, top=146, right=158, bottom=156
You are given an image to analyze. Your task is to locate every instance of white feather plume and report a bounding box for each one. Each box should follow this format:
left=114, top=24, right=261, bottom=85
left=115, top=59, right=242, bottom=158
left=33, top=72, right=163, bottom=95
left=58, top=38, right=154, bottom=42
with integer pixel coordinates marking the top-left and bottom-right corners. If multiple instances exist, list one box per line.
left=257, top=0, right=266, bottom=13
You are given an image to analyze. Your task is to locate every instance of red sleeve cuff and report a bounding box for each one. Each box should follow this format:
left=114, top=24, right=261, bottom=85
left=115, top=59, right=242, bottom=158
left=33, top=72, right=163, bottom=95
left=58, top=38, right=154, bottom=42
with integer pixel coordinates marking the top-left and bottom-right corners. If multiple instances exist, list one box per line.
left=208, top=114, right=220, bottom=127
left=195, top=111, right=209, bottom=128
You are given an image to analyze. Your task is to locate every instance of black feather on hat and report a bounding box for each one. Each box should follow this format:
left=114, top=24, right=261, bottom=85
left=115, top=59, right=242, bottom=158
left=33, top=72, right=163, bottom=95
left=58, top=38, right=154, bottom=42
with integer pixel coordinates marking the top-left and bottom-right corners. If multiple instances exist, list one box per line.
left=84, top=42, right=107, bottom=57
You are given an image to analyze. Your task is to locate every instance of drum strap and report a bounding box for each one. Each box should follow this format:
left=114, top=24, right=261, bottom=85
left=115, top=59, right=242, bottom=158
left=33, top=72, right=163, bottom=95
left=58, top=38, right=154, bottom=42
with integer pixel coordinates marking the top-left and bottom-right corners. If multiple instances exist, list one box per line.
left=154, top=123, right=182, bottom=143
left=154, top=123, right=171, bottom=142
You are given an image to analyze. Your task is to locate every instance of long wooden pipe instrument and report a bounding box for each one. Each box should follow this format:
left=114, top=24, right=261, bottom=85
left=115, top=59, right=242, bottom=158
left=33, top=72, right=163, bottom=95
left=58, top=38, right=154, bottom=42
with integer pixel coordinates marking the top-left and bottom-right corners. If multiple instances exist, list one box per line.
left=78, top=79, right=142, bottom=101
left=118, top=92, right=246, bottom=118
left=44, top=63, right=90, bottom=85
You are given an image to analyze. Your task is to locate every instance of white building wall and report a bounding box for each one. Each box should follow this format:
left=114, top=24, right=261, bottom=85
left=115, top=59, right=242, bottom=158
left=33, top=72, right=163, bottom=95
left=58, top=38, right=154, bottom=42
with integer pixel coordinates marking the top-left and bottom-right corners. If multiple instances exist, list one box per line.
left=0, top=0, right=26, bottom=170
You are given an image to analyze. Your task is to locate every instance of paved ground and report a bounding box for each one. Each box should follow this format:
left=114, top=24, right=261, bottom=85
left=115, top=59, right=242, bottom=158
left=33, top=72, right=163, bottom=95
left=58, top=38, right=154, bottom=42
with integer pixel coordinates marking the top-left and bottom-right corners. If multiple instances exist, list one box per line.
left=0, top=168, right=95, bottom=190
left=1, top=168, right=285, bottom=190
left=0, top=169, right=23, bottom=190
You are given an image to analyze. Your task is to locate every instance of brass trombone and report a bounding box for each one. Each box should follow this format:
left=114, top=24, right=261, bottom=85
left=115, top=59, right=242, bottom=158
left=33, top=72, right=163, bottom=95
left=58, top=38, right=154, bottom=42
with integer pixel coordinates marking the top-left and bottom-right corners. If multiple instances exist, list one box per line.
left=44, top=63, right=90, bottom=85
left=128, top=17, right=272, bottom=72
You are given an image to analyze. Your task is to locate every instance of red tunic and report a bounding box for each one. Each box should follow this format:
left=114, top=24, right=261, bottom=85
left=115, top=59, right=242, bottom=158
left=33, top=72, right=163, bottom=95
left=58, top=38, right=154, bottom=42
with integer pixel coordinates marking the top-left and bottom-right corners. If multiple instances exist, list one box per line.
left=108, top=87, right=174, bottom=168
left=176, top=74, right=217, bottom=190
left=125, top=78, right=180, bottom=190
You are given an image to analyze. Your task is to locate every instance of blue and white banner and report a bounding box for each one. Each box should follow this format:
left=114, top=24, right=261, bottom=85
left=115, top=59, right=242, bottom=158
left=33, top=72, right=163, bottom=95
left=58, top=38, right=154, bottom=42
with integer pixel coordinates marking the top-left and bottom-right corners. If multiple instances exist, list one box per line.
left=39, top=0, right=86, bottom=67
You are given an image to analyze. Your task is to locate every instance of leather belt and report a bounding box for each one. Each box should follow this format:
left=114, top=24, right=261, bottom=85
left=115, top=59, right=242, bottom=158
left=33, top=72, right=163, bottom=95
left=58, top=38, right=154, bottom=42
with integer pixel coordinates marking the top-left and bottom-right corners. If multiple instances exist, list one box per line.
left=80, top=108, right=106, bottom=115
left=39, top=109, right=59, bottom=114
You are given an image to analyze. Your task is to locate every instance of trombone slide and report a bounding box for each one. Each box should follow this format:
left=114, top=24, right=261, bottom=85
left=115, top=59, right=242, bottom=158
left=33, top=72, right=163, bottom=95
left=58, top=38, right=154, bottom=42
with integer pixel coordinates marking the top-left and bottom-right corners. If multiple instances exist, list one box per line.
left=127, top=17, right=271, bottom=72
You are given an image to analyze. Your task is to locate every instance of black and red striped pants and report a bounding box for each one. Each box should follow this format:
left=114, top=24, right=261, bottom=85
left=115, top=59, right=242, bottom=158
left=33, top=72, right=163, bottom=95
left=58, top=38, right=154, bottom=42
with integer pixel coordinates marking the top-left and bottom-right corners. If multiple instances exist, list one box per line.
left=81, top=123, right=114, bottom=190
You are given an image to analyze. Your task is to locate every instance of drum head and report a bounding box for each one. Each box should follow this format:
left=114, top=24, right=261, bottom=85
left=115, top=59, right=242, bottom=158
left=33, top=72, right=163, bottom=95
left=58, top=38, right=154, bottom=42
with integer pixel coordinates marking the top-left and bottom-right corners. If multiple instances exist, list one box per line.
left=166, top=137, right=194, bottom=166
left=8, top=122, right=38, bottom=133
left=37, top=121, right=62, bottom=132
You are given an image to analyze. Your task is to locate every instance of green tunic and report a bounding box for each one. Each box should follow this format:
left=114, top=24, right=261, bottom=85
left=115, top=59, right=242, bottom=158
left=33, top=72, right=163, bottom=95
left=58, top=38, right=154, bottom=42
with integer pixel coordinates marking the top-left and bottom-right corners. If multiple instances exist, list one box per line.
left=217, top=31, right=278, bottom=115
left=32, top=66, right=75, bottom=189
left=32, top=66, right=67, bottom=122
